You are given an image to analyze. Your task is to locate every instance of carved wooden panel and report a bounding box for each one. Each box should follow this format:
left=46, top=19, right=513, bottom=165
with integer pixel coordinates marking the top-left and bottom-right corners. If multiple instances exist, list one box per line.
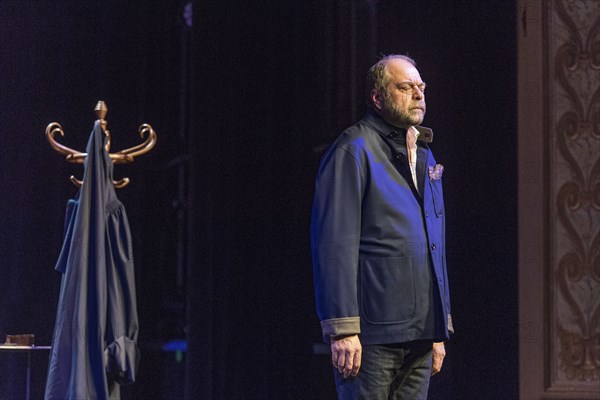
left=548, top=0, right=600, bottom=394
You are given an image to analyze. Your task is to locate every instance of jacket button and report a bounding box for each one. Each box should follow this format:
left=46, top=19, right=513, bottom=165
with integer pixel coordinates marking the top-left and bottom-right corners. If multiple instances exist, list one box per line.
left=388, top=131, right=397, bottom=138
left=431, top=243, right=436, bottom=250
left=425, top=212, right=429, bottom=218
left=396, top=153, right=403, bottom=160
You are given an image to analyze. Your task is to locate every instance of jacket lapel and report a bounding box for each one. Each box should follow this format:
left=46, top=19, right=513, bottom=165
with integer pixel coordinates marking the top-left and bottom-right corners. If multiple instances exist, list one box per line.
left=392, top=151, right=422, bottom=203
left=365, top=113, right=431, bottom=204
left=416, top=146, right=428, bottom=198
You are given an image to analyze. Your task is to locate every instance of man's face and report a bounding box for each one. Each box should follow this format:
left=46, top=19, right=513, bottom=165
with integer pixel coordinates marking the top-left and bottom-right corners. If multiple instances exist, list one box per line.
left=373, top=58, right=426, bottom=128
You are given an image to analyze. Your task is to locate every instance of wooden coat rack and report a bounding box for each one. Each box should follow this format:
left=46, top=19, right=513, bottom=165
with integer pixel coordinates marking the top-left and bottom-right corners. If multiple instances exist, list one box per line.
left=45, top=101, right=157, bottom=188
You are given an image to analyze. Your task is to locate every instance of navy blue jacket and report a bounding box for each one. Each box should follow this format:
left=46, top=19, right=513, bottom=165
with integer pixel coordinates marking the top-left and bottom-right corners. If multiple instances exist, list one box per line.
left=311, top=111, right=452, bottom=345
left=45, top=122, right=140, bottom=400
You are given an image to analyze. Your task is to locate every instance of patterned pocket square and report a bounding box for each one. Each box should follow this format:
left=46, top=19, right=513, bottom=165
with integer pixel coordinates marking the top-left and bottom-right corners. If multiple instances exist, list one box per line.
left=428, top=164, right=444, bottom=180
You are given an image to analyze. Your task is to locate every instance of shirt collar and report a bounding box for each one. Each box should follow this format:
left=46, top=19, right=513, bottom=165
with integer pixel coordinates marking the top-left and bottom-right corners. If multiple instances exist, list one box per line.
left=410, top=126, right=421, bottom=140
left=363, top=110, right=434, bottom=143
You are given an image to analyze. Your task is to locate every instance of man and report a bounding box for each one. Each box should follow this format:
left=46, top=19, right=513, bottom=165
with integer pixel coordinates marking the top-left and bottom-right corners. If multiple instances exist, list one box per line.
left=311, top=54, right=453, bottom=399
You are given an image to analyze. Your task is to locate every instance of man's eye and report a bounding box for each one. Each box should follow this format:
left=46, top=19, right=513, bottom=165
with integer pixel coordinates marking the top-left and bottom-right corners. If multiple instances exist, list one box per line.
left=399, top=84, right=412, bottom=92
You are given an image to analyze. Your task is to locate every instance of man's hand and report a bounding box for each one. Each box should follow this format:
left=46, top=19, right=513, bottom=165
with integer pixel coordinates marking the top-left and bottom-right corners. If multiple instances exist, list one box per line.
left=431, top=341, right=446, bottom=375
left=331, top=334, right=362, bottom=378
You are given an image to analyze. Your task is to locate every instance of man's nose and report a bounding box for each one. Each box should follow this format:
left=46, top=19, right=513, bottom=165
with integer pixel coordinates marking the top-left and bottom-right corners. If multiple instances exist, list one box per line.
left=413, top=88, right=424, bottom=100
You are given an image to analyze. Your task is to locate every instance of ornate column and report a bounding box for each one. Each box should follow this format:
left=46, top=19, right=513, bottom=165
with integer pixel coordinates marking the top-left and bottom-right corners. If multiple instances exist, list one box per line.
left=519, top=0, right=600, bottom=398
left=549, top=0, right=600, bottom=392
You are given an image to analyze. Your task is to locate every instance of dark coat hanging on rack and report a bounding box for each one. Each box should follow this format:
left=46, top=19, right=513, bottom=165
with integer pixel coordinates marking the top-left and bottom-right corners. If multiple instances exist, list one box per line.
left=45, top=121, right=140, bottom=400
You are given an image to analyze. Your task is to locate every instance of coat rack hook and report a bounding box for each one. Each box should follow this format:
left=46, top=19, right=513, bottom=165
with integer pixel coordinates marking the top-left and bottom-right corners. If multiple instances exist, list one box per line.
left=46, top=100, right=157, bottom=188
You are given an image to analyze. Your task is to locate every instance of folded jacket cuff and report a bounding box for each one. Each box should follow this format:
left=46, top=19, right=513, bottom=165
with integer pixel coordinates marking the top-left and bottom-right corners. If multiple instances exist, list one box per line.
left=321, top=317, right=361, bottom=339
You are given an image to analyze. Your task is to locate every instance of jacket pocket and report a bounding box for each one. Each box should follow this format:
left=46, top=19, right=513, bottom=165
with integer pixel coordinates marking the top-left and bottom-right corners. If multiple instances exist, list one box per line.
left=359, top=257, right=416, bottom=324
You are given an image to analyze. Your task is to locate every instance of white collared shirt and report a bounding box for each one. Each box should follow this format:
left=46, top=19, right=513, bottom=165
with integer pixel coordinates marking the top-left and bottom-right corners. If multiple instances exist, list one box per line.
left=408, top=126, right=420, bottom=187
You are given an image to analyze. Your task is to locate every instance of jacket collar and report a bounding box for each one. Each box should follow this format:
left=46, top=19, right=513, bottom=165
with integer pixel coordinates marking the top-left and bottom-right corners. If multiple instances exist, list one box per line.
left=363, top=110, right=434, bottom=143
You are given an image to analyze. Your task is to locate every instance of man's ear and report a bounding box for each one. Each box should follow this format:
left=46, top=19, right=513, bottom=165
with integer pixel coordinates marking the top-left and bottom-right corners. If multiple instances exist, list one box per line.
left=371, top=89, right=383, bottom=110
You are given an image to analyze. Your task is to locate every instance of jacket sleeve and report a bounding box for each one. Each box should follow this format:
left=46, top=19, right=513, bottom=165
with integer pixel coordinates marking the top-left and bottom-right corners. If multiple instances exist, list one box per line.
left=311, top=145, right=364, bottom=341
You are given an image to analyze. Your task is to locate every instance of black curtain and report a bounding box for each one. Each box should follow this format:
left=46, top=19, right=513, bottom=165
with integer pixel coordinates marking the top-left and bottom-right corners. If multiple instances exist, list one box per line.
left=1, top=1, right=517, bottom=399
left=186, top=2, right=328, bottom=398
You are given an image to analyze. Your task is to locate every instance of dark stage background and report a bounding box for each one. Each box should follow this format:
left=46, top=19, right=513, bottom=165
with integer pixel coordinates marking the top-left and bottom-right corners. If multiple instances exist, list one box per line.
left=0, top=1, right=517, bottom=399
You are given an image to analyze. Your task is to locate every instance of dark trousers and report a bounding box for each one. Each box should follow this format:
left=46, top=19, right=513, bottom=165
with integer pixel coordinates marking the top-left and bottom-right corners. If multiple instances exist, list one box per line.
left=334, top=340, right=433, bottom=400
